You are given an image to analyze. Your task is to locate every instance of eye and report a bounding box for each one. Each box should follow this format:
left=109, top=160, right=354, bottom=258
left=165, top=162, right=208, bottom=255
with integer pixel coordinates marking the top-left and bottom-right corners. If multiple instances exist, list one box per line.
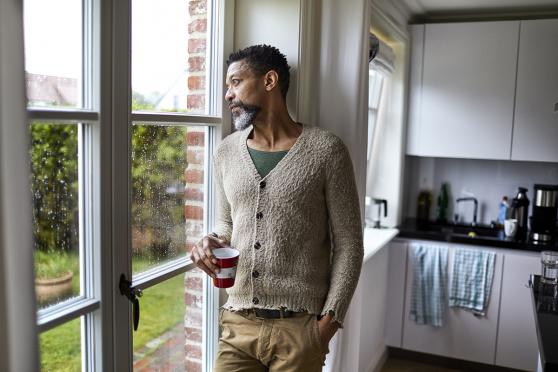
left=232, top=79, right=241, bottom=86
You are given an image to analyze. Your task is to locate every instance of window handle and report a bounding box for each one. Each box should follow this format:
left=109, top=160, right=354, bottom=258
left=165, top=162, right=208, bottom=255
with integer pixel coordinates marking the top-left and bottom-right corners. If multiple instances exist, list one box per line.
left=119, top=274, right=143, bottom=331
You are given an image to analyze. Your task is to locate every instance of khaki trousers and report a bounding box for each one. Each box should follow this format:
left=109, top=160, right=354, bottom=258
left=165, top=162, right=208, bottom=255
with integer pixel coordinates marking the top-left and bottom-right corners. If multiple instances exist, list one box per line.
left=214, top=309, right=329, bottom=372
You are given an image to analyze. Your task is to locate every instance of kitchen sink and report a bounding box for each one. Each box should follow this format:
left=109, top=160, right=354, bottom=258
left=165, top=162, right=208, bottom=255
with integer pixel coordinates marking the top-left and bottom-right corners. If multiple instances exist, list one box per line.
left=415, top=222, right=502, bottom=239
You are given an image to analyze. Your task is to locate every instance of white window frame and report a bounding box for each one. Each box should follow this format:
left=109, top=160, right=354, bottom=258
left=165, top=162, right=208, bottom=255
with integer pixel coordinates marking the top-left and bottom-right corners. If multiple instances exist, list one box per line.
left=13, top=0, right=233, bottom=370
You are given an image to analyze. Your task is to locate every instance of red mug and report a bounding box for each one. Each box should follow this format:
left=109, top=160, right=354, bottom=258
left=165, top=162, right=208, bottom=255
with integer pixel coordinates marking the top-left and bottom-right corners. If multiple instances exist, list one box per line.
left=213, top=247, right=240, bottom=288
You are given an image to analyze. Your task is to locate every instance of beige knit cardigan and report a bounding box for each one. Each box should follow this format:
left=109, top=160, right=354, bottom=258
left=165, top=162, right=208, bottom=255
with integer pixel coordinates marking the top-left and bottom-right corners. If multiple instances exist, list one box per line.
left=211, top=124, right=363, bottom=324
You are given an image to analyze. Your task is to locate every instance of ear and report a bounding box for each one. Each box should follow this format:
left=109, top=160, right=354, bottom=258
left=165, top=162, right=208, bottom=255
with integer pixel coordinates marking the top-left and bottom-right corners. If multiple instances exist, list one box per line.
left=264, top=70, right=279, bottom=92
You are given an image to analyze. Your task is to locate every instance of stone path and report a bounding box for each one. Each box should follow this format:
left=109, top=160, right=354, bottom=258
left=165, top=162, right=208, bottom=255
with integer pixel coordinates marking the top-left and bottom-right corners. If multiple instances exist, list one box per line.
left=133, top=323, right=186, bottom=372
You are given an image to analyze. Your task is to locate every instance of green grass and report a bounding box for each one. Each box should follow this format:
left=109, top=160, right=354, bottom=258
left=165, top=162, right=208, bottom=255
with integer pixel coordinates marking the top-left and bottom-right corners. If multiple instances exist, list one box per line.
left=39, top=255, right=186, bottom=371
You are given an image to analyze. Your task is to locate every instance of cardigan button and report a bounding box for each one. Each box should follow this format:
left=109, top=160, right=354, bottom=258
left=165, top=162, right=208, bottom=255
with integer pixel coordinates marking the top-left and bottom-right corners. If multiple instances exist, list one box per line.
left=254, top=242, right=261, bottom=250
left=252, top=270, right=260, bottom=278
left=252, top=297, right=259, bottom=305
left=259, top=181, right=266, bottom=189
left=256, top=212, right=263, bottom=219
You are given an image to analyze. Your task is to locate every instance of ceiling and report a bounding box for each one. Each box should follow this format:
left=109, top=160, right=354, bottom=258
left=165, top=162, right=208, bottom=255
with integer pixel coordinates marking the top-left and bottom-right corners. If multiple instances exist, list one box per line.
left=400, top=0, right=558, bottom=21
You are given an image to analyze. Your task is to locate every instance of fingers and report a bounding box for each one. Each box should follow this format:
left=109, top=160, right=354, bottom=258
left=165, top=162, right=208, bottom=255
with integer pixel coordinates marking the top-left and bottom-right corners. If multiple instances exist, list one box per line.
left=190, top=246, right=215, bottom=278
left=190, top=234, right=229, bottom=278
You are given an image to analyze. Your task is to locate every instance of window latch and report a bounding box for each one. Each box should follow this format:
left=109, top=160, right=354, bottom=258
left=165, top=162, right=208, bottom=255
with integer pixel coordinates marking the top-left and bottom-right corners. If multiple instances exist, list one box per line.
left=119, top=274, right=143, bottom=331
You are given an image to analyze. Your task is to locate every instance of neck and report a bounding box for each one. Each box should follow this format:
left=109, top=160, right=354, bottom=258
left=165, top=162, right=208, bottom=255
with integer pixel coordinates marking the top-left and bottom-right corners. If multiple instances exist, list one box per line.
left=249, top=102, right=301, bottom=150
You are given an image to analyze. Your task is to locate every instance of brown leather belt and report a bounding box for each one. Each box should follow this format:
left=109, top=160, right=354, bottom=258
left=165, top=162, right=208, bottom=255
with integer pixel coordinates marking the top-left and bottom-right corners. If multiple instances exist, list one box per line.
left=251, top=308, right=298, bottom=319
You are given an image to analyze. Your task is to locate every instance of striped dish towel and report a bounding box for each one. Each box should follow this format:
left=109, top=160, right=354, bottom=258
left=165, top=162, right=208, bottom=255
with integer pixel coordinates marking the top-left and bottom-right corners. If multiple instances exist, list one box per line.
left=409, top=243, right=449, bottom=327
left=449, top=249, right=496, bottom=316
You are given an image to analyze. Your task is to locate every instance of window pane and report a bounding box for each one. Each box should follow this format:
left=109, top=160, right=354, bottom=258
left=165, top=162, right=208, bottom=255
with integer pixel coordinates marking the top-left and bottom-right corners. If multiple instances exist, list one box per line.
left=30, top=123, right=81, bottom=309
left=24, top=0, right=83, bottom=108
left=132, top=124, right=206, bottom=274
left=133, top=270, right=205, bottom=370
left=132, top=0, right=211, bottom=114
left=40, top=317, right=82, bottom=372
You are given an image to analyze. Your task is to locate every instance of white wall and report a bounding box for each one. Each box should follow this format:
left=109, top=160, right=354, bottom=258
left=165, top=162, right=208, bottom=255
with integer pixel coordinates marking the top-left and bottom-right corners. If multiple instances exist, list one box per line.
left=404, top=156, right=558, bottom=225
left=233, top=0, right=300, bottom=119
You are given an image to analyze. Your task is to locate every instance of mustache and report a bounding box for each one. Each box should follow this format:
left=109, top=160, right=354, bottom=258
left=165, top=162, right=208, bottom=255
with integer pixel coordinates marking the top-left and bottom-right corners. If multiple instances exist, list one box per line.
left=228, top=100, right=260, bottom=113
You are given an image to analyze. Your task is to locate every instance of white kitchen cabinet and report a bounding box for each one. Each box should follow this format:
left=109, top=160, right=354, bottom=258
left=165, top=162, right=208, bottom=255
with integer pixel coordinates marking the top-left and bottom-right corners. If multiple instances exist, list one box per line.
left=406, top=25, right=424, bottom=156
left=495, top=251, right=540, bottom=371
left=511, top=19, right=558, bottom=162
left=384, top=240, right=408, bottom=347
left=418, top=21, right=519, bottom=159
left=401, top=241, right=504, bottom=365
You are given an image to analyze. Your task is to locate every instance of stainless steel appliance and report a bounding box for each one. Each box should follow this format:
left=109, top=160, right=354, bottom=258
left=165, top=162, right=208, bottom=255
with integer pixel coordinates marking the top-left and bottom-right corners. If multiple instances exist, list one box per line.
left=510, top=187, right=530, bottom=241
left=531, top=184, right=558, bottom=243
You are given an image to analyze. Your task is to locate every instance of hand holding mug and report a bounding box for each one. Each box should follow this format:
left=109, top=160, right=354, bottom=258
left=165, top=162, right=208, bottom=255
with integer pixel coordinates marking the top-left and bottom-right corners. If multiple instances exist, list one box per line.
left=190, top=234, right=229, bottom=278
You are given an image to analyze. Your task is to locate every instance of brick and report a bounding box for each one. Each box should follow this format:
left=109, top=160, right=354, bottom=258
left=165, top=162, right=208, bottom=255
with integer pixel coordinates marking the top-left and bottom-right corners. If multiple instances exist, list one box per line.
left=186, top=241, right=196, bottom=253
left=186, top=276, right=203, bottom=292
left=185, top=359, right=202, bottom=372
left=187, top=94, right=205, bottom=111
left=185, top=220, right=204, bottom=237
left=187, top=148, right=204, bottom=166
left=185, top=292, right=203, bottom=308
left=184, top=205, right=203, bottom=220
left=187, top=131, right=205, bottom=146
left=184, top=326, right=203, bottom=342
left=185, top=169, right=204, bottom=183
left=188, top=56, right=206, bottom=72
left=189, top=0, right=207, bottom=16
left=189, top=38, right=207, bottom=54
left=188, top=19, right=207, bottom=33
left=188, top=76, right=206, bottom=91
left=185, top=307, right=203, bottom=326
left=184, top=187, right=203, bottom=201
left=185, top=343, right=203, bottom=359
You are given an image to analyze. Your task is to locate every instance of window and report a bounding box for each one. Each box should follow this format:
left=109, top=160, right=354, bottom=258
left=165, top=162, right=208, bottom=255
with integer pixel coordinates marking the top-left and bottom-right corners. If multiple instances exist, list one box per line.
left=23, top=0, right=227, bottom=369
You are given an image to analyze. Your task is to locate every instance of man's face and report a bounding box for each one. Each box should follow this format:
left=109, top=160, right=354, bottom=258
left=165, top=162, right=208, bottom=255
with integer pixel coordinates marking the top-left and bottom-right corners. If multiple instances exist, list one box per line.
left=225, top=61, right=263, bottom=131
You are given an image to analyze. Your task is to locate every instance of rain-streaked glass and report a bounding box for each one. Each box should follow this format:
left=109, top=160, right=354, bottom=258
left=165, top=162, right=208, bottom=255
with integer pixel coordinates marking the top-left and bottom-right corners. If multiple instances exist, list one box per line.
left=23, top=0, right=83, bottom=108
left=133, top=272, right=204, bottom=370
left=132, top=124, right=206, bottom=274
left=132, top=0, right=210, bottom=114
left=30, top=123, right=81, bottom=309
left=40, top=316, right=83, bottom=371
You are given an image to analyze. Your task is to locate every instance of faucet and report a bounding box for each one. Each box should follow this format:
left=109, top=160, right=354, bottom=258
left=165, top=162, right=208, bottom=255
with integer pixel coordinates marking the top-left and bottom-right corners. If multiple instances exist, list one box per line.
left=371, top=198, right=388, bottom=228
left=456, top=197, right=478, bottom=227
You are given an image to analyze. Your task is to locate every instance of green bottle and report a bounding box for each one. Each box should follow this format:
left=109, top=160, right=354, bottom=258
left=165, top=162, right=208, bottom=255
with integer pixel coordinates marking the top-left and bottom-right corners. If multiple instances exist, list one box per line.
left=436, top=183, right=450, bottom=223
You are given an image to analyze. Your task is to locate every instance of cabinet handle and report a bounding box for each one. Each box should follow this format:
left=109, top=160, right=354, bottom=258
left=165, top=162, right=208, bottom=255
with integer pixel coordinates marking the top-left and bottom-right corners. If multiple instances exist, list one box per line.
left=554, top=102, right=558, bottom=113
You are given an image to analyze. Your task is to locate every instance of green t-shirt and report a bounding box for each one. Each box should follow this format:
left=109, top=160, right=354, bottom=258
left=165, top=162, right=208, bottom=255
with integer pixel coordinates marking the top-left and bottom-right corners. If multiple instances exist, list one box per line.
left=247, top=147, right=289, bottom=178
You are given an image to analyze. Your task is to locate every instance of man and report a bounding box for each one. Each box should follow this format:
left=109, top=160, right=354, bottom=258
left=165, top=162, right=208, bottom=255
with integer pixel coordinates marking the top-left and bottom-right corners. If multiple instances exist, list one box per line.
left=190, top=44, right=363, bottom=372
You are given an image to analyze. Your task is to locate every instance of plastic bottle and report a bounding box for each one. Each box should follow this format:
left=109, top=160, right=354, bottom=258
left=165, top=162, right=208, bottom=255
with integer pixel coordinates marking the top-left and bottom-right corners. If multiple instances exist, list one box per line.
left=497, top=196, right=509, bottom=226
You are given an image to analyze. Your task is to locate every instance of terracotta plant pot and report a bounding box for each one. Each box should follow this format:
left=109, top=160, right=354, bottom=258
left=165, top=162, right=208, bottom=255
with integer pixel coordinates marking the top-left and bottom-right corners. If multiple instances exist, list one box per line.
left=35, top=271, right=74, bottom=305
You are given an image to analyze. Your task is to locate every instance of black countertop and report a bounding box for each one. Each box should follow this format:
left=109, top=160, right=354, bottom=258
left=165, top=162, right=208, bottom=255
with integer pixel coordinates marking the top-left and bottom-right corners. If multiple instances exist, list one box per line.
left=398, top=218, right=558, bottom=252
left=530, top=275, right=558, bottom=372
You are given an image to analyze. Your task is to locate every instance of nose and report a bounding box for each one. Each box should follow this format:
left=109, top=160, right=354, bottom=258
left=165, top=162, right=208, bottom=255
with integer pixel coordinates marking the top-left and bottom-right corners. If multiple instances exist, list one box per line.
left=225, top=87, right=234, bottom=103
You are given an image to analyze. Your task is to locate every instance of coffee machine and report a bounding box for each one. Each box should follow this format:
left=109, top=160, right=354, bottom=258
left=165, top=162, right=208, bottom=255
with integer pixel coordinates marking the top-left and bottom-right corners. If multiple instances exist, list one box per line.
left=531, top=184, right=558, bottom=243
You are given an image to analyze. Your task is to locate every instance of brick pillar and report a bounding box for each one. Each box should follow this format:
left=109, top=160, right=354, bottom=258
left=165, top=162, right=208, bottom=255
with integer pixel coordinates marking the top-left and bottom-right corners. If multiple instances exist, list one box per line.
left=184, top=127, right=206, bottom=372
left=187, top=0, right=207, bottom=113
left=185, top=1, right=208, bottom=370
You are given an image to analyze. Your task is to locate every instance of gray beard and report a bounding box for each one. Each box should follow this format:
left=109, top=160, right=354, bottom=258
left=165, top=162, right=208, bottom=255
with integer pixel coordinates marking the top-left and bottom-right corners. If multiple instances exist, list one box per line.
left=232, top=104, right=260, bottom=131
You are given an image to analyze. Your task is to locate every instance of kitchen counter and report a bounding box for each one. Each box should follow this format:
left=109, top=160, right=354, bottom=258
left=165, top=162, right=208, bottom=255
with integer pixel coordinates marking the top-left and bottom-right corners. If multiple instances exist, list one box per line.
left=363, top=227, right=399, bottom=262
left=529, top=275, right=558, bottom=372
left=398, top=218, right=558, bottom=252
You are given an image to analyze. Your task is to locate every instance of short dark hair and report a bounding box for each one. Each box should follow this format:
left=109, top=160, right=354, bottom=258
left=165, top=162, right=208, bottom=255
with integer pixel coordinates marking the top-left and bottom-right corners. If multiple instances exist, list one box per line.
left=227, top=44, right=290, bottom=100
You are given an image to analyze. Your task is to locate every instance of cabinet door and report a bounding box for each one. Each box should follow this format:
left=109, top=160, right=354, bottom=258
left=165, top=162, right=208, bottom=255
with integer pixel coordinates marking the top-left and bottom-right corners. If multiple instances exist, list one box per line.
left=406, top=25, right=424, bottom=156
left=419, top=21, right=519, bottom=159
left=402, top=242, right=503, bottom=364
left=511, top=19, right=558, bottom=162
left=495, top=252, right=540, bottom=371
left=384, top=240, right=408, bottom=347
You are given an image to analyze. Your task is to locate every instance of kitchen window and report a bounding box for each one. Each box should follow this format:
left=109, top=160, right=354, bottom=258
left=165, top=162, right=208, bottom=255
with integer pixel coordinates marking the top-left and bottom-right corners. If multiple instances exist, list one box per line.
left=23, top=0, right=227, bottom=369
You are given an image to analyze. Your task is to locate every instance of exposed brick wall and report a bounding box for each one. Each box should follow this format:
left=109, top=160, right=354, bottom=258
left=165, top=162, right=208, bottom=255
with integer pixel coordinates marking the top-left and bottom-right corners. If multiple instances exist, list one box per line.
left=183, top=125, right=206, bottom=371
left=184, top=1, right=208, bottom=370
left=187, top=0, right=207, bottom=114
